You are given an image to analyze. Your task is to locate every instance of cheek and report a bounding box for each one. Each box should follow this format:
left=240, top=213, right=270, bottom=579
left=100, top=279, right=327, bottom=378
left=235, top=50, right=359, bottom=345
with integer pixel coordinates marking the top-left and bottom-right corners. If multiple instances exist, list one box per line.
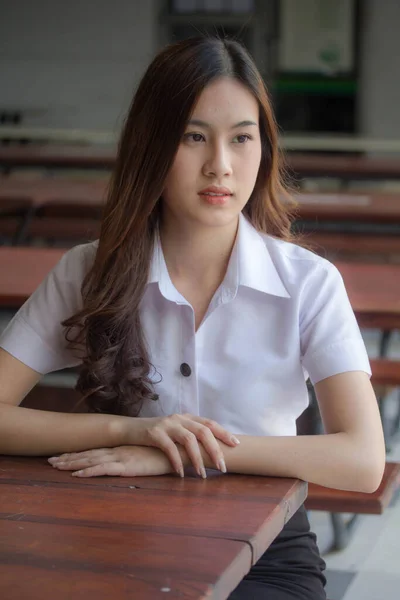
left=164, top=167, right=183, bottom=196
left=241, top=149, right=262, bottom=185
left=165, top=153, right=194, bottom=190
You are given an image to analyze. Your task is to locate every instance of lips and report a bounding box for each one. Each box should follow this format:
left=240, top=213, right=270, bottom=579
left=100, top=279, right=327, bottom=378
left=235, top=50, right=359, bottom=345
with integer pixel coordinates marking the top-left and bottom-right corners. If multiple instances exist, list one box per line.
left=199, top=185, right=233, bottom=196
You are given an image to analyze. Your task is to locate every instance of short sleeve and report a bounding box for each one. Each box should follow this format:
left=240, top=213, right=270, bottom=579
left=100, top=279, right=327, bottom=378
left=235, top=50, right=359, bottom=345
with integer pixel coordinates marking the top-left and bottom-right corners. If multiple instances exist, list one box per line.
left=0, top=242, right=97, bottom=374
left=300, top=261, right=371, bottom=385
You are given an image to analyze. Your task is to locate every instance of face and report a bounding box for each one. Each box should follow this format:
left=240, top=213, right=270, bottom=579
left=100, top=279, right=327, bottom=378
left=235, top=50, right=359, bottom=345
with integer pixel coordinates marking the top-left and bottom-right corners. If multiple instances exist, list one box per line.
left=162, top=77, right=262, bottom=231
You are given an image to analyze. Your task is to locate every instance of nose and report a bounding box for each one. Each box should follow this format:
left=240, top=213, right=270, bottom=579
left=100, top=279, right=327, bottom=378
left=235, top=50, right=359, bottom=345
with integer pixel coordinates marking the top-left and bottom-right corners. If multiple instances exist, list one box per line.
left=202, top=141, right=233, bottom=178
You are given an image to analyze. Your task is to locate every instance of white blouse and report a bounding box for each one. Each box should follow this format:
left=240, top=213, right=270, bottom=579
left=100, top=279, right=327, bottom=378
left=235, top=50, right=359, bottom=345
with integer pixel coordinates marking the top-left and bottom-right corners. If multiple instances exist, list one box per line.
left=0, top=213, right=371, bottom=436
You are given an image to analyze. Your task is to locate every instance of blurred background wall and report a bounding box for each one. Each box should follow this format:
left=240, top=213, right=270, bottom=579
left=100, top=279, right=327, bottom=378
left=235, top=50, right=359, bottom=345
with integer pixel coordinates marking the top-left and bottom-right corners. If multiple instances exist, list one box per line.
left=358, top=0, right=400, bottom=140
left=0, top=0, right=399, bottom=139
left=0, top=0, right=157, bottom=131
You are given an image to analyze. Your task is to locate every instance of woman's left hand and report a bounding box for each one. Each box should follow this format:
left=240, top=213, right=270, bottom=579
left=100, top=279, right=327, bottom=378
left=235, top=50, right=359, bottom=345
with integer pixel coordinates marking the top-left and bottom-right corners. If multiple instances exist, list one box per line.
left=48, top=446, right=174, bottom=478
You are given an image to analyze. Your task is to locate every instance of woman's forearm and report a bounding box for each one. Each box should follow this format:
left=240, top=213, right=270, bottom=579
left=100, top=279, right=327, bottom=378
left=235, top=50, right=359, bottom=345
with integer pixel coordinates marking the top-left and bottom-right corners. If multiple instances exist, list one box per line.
left=194, top=433, right=385, bottom=493
left=0, top=403, right=134, bottom=456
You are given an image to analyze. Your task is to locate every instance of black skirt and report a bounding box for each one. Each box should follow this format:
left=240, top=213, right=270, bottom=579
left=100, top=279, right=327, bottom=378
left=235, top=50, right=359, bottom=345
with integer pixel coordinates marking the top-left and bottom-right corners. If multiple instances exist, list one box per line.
left=228, top=505, right=327, bottom=600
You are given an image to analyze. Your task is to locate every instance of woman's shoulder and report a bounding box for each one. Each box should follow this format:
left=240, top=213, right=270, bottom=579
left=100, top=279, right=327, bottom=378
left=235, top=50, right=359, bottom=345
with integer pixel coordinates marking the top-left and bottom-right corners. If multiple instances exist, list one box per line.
left=259, top=233, right=340, bottom=291
left=57, top=240, right=98, bottom=280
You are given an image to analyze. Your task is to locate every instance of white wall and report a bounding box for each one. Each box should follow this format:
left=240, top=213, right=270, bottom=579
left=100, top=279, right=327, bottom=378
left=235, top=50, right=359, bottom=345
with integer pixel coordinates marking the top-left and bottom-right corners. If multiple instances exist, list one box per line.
left=0, top=0, right=158, bottom=132
left=358, top=0, right=400, bottom=139
left=1, top=0, right=399, bottom=140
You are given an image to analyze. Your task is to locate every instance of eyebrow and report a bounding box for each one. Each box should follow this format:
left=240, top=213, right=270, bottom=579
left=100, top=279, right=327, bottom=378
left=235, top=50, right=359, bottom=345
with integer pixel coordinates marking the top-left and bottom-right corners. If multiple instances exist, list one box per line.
left=187, top=119, right=258, bottom=129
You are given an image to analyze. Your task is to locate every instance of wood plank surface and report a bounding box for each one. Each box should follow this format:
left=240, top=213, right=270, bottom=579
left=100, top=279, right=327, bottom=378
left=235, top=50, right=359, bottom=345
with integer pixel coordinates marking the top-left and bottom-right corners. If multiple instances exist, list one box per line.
left=0, top=145, right=115, bottom=170
left=335, top=261, right=400, bottom=330
left=0, top=247, right=66, bottom=307
left=306, top=232, right=400, bottom=259
left=0, top=457, right=306, bottom=562
left=0, top=521, right=251, bottom=600
left=0, top=457, right=307, bottom=599
left=287, top=153, right=400, bottom=180
left=305, top=462, right=400, bottom=514
left=370, top=359, right=400, bottom=386
left=0, top=177, right=108, bottom=207
left=294, top=192, right=400, bottom=224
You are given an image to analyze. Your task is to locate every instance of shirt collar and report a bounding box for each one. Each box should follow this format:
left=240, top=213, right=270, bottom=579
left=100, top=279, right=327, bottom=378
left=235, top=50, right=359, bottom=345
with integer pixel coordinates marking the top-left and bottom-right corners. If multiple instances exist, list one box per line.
left=148, top=230, right=187, bottom=303
left=148, top=212, right=290, bottom=300
left=236, top=213, right=291, bottom=298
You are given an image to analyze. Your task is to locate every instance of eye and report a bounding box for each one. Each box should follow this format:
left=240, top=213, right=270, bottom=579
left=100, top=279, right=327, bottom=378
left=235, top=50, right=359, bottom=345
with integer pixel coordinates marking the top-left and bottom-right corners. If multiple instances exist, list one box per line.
left=184, top=132, right=205, bottom=143
left=232, top=134, right=252, bottom=144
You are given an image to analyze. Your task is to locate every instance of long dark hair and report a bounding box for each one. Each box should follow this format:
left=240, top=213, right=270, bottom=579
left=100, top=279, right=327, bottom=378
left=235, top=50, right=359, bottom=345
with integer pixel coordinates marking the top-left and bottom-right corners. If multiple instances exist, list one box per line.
left=63, top=36, right=297, bottom=416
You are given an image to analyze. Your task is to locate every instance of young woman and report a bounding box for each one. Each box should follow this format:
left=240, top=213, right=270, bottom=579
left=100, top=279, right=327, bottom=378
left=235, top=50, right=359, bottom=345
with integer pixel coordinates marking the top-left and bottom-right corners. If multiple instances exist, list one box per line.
left=0, top=37, right=384, bottom=599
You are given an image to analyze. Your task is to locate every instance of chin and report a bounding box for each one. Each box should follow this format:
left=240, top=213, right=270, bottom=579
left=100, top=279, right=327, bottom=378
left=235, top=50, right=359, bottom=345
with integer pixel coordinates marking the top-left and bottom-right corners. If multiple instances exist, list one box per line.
left=196, top=201, right=242, bottom=223
left=195, top=209, right=240, bottom=229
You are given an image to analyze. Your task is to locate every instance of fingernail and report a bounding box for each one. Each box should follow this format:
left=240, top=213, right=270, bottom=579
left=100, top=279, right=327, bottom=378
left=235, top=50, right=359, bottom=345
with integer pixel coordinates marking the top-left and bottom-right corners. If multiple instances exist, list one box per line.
left=177, top=468, right=184, bottom=478
left=72, top=471, right=82, bottom=477
left=48, top=457, right=58, bottom=463
left=200, top=467, right=207, bottom=479
left=218, top=458, right=227, bottom=473
left=231, top=436, right=241, bottom=445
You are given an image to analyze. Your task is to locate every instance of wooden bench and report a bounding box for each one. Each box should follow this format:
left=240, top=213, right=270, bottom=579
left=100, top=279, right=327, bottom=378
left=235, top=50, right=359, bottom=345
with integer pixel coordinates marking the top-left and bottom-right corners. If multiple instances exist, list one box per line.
left=370, top=358, right=400, bottom=386
left=293, top=191, right=400, bottom=226
left=0, top=196, right=35, bottom=244
left=306, top=462, right=400, bottom=515
left=304, top=359, right=400, bottom=552
left=0, top=246, right=66, bottom=307
left=286, top=152, right=400, bottom=184
left=306, top=232, right=400, bottom=263
left=305, top=462, right=400, bottom=552
left=0, top=177, right=104, bottom=245
left=22, top=214, right=100, bottom=245
left=370, top=358, right=400, bottom=451
left=0, top=144, right=115, bottom=171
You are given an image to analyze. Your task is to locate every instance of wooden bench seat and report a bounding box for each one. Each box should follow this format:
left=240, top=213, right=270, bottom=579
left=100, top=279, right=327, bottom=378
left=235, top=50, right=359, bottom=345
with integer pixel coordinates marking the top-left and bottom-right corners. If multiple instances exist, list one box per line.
left=305, top=462, right=400, bottom=514
left=370, top=358, right=400, bottom=386
left=305, top=361, right=400, bottom=516
left=303, top=359, right=400, bottom=551
left=26, top=216, right=100, bottom=242
left=0, top=216, right=100, bottom=246
left=305, top=462, right=400, bottom=552
left=306, top=232, right=400, bottom=262
left=0, top=196, right=101, bottom=245
left=369, top=358, right=400, bottom=450
left=0, top=196, right=35, bottom=244
left=0, top=196, right=33, bottom=216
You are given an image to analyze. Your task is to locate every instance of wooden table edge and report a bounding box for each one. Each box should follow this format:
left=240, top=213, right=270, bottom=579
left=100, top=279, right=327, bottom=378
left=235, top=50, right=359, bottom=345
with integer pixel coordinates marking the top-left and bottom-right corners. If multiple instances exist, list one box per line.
left=247, top=480, right=308, bottom=564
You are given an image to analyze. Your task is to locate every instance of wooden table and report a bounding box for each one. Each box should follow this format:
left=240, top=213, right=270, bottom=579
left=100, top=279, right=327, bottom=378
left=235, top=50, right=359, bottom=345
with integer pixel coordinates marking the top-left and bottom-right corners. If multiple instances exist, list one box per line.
left=0, top=145, right=116, bottom=171
left=290, top=192, right=400, bottom=260
left=0, top=457, right=306, bottom=600
left=0, top=177, right=108, bottom=208
left=0, top=180, right=106, bottom=243
left=336, top=261, right=400, bottom=330
left=294, top=192, right=400, bottom=225
left=0, top=247, right=65, bottom=307
left=287, top=153, right=400, bottom=182
left=305, top=232, right=400, bottom=262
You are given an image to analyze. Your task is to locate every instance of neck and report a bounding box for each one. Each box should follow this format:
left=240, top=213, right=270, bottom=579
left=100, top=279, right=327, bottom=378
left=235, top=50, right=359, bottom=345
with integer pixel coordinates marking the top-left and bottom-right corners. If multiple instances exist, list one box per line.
left=159, top=216, right=239, bottom=285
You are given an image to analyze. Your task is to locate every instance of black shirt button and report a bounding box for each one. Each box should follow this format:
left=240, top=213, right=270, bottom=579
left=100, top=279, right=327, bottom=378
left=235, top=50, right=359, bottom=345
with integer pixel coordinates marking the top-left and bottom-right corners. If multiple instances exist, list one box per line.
left=180, top=363, right=192, bottom=377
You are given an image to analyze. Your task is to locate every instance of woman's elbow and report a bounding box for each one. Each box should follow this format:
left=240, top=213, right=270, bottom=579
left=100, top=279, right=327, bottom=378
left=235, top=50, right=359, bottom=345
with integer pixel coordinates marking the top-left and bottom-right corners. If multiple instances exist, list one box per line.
left=354, top=455, right=385, bottom=494
left=344, top=427, right=385, bottom=493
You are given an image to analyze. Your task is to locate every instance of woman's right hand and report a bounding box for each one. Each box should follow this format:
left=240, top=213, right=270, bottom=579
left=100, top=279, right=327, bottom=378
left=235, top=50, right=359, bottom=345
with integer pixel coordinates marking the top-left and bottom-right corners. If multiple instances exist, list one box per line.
left=130, top=413, right=240, bottom=478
